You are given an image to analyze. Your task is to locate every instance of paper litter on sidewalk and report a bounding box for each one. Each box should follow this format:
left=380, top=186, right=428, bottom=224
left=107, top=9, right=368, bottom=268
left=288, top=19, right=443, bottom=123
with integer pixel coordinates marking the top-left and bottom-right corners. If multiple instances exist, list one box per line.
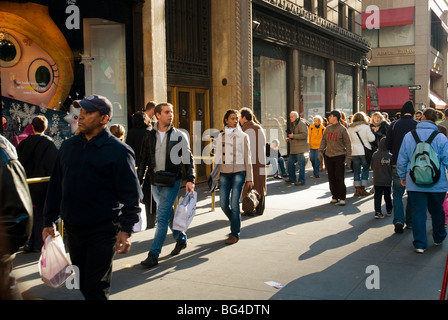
left=264, top=281, right=286, bottom=289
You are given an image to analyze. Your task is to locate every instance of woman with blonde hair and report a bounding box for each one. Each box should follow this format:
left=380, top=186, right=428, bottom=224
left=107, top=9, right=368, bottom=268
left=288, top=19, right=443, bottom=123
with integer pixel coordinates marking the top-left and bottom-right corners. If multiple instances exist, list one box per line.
left=348, top=112, right=376, bottom=196
left=370, top=112, right=390, bottom=150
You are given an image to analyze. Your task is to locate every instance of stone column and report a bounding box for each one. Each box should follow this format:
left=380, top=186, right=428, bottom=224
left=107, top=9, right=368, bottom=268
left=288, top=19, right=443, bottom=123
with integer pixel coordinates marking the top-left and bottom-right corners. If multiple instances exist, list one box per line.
left=289, top=49, right=301, bottom=115
left=142, top=0, right=167, bottom=104
left=210, top=0, right=253, bottom=128
left=326, top=59, right=335, bottom=112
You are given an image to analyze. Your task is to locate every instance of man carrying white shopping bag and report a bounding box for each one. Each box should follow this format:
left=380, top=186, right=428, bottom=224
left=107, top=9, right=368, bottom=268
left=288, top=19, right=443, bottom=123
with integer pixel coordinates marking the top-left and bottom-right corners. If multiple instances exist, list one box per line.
left=173, top=192, right=197, bottom=232
left=137, top=103, right=195, bottom=269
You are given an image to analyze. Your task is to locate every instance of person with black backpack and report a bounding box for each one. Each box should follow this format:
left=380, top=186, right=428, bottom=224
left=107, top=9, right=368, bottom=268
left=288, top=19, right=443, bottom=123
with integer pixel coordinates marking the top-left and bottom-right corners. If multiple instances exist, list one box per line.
left=397, top=107, right=448, bottom=253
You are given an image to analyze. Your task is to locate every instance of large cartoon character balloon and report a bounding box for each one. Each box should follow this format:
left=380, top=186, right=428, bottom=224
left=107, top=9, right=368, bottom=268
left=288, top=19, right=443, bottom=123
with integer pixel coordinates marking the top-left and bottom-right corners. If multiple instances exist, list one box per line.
left=0, top=2, right=74, bottom=110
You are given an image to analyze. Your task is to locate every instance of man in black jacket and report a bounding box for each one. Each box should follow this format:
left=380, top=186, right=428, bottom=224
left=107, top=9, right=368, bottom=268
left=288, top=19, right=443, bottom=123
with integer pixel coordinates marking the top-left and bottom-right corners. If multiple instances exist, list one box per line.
left=138, top=103, right=195, bottom=268
left=42, top=95, right=142, bottom=300
left=17, top=115, right=58, bottom=252
left=0, top=135, right=33, bottom=299
left=385, top=101, right=418, bottom=233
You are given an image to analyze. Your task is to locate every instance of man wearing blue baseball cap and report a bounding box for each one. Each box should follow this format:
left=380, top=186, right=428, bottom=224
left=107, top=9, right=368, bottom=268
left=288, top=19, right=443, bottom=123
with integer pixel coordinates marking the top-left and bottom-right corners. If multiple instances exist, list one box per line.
left=42, top=95, right=143, bottom=300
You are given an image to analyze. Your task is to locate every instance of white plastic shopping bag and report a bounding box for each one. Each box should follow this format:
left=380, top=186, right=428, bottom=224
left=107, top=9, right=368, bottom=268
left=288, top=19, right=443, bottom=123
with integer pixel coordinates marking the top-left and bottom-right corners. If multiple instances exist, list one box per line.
left=133, top=202, right=147, bottom=232
left=38, top=230, right=73, bottom=288
left=173, top=191, right=197, bottom=232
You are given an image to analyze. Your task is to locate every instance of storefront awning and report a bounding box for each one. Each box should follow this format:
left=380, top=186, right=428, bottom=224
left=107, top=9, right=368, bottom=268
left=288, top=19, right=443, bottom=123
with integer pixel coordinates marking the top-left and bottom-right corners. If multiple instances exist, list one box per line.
left=430, top=90, right=447, bottom=108
left=377, top=87, right=410, bottom=110
left=362, top=7, right=415, bottom=29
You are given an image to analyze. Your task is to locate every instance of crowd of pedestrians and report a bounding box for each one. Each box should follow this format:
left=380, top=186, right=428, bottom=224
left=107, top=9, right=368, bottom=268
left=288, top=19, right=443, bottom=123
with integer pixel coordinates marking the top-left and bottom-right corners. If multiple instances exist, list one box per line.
left=2, top=93, right=448, bottom=300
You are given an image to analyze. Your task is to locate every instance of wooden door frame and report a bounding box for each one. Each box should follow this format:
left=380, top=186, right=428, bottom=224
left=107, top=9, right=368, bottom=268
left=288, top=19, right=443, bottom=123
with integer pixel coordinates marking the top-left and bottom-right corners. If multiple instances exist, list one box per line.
left=167, top=86, right=211, bottom=182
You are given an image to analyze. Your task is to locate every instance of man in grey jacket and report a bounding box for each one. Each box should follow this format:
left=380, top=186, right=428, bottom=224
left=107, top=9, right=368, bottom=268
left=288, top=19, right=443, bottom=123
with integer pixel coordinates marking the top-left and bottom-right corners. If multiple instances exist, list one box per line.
left=286, top=111, right=309, bottom=186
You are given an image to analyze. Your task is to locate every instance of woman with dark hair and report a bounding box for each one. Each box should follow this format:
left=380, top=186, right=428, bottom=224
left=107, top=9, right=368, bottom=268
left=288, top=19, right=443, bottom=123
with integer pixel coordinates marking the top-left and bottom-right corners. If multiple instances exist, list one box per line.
left=125, top=111, right=155, bottom=228
left=214, top=109, right=253, bottom=244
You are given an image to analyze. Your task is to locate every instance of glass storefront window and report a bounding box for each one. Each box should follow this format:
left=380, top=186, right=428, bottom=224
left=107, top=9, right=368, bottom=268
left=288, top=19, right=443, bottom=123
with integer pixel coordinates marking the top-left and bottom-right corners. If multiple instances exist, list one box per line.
left=336, top=64, right=354, bottom=116
left=253, top=55, right=288, bottom=155
left=301, top=53, right=326, bottom=123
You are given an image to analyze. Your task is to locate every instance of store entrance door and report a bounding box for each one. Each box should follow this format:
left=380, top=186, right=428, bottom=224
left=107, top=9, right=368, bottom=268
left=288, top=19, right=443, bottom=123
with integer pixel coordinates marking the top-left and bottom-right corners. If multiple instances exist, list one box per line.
left=167, top=87, right=211, bottom=182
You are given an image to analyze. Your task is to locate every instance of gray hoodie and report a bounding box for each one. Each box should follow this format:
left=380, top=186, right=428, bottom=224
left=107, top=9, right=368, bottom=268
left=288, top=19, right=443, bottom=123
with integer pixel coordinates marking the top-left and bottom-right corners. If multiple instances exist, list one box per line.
left=370, top=137, right=392, bottom=187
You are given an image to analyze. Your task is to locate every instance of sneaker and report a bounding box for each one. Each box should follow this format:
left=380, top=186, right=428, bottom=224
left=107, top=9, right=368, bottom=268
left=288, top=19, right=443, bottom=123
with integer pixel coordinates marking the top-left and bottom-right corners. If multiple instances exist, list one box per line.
left=273, top=174, right=283, bottom=179
left=171, top=241, right=187, bottom=256
left=294, top=181, right=305, bottom=186
left=285, top=179, right=294, bottom=184
left=330, top=199, right=338, bottom=204
left=141, top=252, right=158, bottom=268
left=338, top=200, right=346, bottom=206
left=415, top=248, right=425, bottom=253
left=386, top=211, right=392, bottom=217
left=394, top=222, right=404, bottom=234
left=374, top=212, right=384, bottom=219
left=434, top=242, right=443, bottom=246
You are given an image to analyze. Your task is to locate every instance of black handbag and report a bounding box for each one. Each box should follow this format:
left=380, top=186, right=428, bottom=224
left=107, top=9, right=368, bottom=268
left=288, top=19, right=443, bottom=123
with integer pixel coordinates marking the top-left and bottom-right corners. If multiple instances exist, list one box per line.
left=355, top=132, right=374, bottom=164
left=152, top=171, right=177, bottom=187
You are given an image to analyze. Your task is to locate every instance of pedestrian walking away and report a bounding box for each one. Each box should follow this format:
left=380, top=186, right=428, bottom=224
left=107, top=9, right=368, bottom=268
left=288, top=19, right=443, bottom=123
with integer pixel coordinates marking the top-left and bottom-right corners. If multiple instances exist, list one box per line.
left=240, top=107, right=267, bottom=215
left=319, top=110, right=351, bottom=206
left=397, top=107, right=448, bottom=253
left=138, top=102, right=195, bottom=267
left=371, top=138, right=393, bottom=219
left=214, top=109, right=253, bottom=244
left=285, top=111, right=309, bottom=186
left=17, top=115, right=58, bottom=252
left=385, top=101, right=418, bottom=233
left=348, top=112, right=375, bottom=196
left=42, top=95, right=143, bottom=300
left=0, top=135, right=33, bottom=300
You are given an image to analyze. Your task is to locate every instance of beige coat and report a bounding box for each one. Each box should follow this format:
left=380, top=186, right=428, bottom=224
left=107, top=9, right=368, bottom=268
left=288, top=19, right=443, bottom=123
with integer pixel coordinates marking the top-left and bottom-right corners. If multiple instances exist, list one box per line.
left=241, top=120, right=267, bottom=197
left=214, top=127, right=253, bottom=182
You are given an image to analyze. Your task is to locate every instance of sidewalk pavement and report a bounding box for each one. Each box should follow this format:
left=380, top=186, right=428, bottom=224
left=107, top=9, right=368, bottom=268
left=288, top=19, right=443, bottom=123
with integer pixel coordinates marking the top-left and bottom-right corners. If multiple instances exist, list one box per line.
left=12, top=168, right=448, bottom=301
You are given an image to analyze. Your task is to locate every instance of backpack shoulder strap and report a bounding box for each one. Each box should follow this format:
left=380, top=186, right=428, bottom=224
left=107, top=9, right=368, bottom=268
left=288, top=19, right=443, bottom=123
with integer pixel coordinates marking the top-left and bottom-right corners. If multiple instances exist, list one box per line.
left=411, top=130, right=421, bottom=144
left=426, top=130, right=440, bottom=144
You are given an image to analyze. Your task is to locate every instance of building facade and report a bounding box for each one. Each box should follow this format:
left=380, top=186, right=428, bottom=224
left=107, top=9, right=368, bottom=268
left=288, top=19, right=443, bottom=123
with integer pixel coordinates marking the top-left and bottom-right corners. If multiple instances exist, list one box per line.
left=362, top=0, right=448, bottom=116
left=1, top=0, right=370, bottom=180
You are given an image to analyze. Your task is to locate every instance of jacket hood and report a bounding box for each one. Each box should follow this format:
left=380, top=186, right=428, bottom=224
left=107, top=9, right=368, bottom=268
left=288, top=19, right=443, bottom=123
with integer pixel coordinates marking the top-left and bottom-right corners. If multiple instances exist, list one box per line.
left=416, top=120, right=438, bottom=131
left=378, top=137, right=387, bottom=151
left=349, top=121, right=368, bottom=130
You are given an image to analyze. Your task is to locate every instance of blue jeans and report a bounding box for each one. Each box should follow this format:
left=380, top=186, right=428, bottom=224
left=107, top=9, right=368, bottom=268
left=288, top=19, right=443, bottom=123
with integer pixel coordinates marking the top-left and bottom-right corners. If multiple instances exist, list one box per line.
left=392, top=167, right=412, bottom=226
left=288, top=153, right=306, bottom=183
left=408, top=191, right=447, bottom=250
left=352, top=155, right=369, bottom=186
left=219, top=172, right=246, bottom=238
left=267, top=156, right=287, bottom=176
left=150, top=179, right=184, bottom=259
left=309, top=149, right=320, bottom=176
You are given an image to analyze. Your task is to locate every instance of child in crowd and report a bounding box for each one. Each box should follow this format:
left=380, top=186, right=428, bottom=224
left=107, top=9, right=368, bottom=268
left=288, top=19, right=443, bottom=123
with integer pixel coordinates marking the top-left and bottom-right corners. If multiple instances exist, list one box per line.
left=370, top=137, right=393, bottom=219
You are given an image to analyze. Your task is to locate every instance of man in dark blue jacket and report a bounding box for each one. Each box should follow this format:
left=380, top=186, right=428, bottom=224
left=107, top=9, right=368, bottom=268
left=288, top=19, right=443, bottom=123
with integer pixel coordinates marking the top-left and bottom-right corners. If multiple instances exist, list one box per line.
left=42, top=95, right=142, bottom=300
left=385, top=101, right=418, bottom=233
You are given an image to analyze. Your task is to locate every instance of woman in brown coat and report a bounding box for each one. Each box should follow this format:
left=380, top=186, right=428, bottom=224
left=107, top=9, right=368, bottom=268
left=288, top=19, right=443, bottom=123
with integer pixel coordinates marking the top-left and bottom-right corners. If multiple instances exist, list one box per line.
left=239, top=108, right=267, bottom=215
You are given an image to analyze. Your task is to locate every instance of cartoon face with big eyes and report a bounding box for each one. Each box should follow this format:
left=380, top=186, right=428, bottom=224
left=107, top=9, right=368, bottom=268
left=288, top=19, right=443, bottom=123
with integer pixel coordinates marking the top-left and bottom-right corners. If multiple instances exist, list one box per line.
left=1, top=30, right=59, bottom=107
left=0, top=2, right=73, bottom=110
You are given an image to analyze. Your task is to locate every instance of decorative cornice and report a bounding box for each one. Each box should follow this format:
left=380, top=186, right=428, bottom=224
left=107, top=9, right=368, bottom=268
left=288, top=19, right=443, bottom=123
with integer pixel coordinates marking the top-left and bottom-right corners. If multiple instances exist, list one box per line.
left=254, top=0, right=371, bottom=51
